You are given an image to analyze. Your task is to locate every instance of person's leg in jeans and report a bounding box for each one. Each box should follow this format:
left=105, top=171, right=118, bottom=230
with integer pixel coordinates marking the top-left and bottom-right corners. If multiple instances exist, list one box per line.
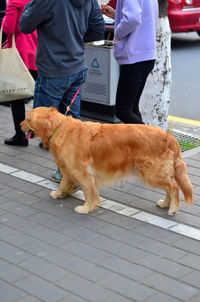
left=51, top=68, right=87, bottom=183
left=115, top=60, right=155, bottom=124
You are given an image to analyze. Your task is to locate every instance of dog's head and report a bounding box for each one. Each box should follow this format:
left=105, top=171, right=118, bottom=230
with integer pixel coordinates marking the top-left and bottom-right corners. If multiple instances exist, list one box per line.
left=21, top=107, right=64, bottom=143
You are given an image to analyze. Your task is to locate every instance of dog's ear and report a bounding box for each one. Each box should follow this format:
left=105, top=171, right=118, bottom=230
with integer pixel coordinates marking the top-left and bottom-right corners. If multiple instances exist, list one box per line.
left=36, top=118, right=53, bottom=138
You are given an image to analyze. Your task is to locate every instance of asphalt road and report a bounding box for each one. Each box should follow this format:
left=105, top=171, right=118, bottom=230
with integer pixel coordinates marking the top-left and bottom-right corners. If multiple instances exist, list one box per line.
left=169, top=32, right=200, bottom=121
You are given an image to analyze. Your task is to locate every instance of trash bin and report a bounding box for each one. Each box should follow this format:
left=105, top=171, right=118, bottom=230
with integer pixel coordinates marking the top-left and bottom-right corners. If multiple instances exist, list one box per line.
left=81, top=41, right=120, bottom=122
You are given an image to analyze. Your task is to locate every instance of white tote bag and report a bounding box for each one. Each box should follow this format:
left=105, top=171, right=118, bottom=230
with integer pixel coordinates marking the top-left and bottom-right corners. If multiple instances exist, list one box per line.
left=0, top=27, right=35, bottom=102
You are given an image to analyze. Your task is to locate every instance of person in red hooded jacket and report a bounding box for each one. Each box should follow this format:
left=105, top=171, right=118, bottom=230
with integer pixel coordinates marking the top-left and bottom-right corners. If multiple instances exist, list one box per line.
left=2, top=0, right=37, bottom=146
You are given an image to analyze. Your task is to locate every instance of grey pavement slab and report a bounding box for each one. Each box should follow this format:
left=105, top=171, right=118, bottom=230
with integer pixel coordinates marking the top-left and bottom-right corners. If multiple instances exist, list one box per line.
left=15, top=275, right=69, bottom=302
left=141, top=273, right=199, bottom=301
left=0, top=280, right=27, bottom=302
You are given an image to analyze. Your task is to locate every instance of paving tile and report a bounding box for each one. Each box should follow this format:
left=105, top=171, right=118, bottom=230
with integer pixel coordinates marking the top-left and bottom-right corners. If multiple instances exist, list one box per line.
left=145, top=293, right=181, bottom=302
left=0, top=163, right=18, bottom=173
left=4, top=189, right=41, bottom=205
left=97, top=224, right=146, bottom=245
left=11, top=170, right=44, bottom=183
left=62, top=240, right=109, bottom=263
left=181, top=270, right=200, bottom=288
left=37, top=179, right=59, bottom=190
left=0, top=200, right=39, bottom=217
left=142, top=273, right=198, bottom=300
left=25, top=225, right=73, bottom=247
left=97, top=211, right=143, bottom=230
left=170, top=223, right=200, bottom=241
left=60, top=255, right=111, bottom=282
left=99, top=255, right=153, bottom=281
left=32, top=201, right=68, bottom=218
left=99, top=273, right=156, bottom=301
left=61, top=224, right=109, bottom=246
left=0, top=225, right=34, bottom=247
left=178, top=254, right=200, bottom=271
left=0, top=260, right=29, bottom=283
left=101, top=199, right=140, bottom=216
left=22, top=240, right=65, bottom=259
left=28, top=212, right=72, bottom=231
left=136, top=238, right=187, bottom=261
left=0, top=280, right=27, bottom=302
left=6, top=179, right=42, bottom=194
left=172, top=237, right=200, bottom=256
left=20, top=257, right=70, bottom=283
left=96, top=238, right=149, bottom=262
left=0, top=213, right=38, bottom=232
left=139, top=254, right=192, bottom=279
left=133, top=223, right=181, bottom=244
left=56, top=274, right=112, bottom=302
left=0, top=241, right=31, bottom=264
left=42, top=249, right=74, bottom=266
left=61, top=211, right=108, bottom=232
left=133, top=211, right=177, bottom=229
left=15, top=275, right=68, bottom=302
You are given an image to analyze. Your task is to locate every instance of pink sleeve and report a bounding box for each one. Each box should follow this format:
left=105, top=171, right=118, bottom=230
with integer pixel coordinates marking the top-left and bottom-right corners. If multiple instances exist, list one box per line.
left=2, top=0, right=19, bottom=35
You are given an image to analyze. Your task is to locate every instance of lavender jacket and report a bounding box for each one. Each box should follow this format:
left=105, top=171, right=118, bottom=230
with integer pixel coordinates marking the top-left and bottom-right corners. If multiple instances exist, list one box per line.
left=114, top=0, right=158, bottom=65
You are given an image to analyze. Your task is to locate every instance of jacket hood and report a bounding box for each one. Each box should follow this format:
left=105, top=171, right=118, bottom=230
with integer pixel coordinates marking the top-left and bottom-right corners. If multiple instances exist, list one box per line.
left=69, top=0, right=88, bottom=8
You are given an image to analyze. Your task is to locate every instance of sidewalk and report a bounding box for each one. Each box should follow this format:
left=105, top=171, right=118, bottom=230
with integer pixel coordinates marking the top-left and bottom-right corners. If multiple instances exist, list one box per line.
left=0, top=102, right=200, bottom=302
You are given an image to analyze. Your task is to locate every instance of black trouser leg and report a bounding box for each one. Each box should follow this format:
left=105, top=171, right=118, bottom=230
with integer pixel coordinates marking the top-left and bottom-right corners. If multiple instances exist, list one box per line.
left=115, top=60, right=155, bottom=124
left=10, top=99, right=26, bottom=137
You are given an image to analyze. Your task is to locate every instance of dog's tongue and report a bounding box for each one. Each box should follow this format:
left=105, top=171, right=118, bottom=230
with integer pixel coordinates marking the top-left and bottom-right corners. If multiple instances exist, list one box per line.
left=26, top=130, right=33, bottom=140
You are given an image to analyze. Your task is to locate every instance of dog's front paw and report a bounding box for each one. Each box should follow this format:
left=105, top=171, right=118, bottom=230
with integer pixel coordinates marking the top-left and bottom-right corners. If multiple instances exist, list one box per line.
left=74, top=205, right=89, bottom=214
left=156, top=199, right=169, bottom=208
left=50, top=190, right=59, bottom=199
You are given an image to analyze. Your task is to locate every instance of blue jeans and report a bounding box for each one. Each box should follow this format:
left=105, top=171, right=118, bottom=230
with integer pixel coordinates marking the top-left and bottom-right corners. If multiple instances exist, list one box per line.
left=33, top=68, right=87, bottom=118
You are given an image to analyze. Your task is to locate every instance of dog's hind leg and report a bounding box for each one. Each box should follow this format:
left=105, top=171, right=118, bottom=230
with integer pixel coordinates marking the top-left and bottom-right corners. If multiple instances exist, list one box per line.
left=154, top=181, right=181, bottom=215
left=73, top=173, right=101, bottom=214
left=167, top=187, right=181, bottom=216
left=142, top=168, right=181, bottom=216
left=156, top=188, right=181, bottom=215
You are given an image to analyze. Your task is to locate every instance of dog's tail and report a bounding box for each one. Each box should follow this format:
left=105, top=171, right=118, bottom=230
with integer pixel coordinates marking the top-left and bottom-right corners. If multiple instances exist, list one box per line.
left=175, top=157, right=194, bottom=204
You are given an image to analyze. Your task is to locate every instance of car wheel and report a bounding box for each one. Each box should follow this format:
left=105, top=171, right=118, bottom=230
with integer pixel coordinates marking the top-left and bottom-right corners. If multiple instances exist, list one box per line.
left=197, top=31, right=200, bottom=37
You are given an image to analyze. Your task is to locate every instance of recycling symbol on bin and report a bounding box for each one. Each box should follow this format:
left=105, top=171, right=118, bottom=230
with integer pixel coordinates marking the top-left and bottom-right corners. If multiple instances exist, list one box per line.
left=91, top=58, right=99, bottom=69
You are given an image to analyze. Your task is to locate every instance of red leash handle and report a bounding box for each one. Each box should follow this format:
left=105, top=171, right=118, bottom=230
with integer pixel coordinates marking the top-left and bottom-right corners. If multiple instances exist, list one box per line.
left=66, top=87, right=81, bottom=112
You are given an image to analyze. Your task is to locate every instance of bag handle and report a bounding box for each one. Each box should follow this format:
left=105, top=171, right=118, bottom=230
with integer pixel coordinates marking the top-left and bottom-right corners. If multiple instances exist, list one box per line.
left=0, top=27, right=16, bottom=49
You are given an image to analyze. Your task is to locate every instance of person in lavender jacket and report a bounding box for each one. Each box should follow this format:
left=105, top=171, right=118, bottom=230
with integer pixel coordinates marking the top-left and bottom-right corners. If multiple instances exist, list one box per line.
left=102, top=0, right=158, bottom=124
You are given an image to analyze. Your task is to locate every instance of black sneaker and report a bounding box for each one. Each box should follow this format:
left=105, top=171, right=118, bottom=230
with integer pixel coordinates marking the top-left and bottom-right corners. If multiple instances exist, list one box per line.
left=4, top=135, right=28, bottom=147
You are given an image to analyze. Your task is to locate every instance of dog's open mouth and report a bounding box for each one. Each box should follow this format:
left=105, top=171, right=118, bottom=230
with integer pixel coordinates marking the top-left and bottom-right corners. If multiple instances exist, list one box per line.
left=26, top=130, right=35, bottom=139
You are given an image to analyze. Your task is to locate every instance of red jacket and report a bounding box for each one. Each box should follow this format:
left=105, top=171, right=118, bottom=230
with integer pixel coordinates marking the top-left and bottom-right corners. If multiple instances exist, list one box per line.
left=2, top=0, right=37, bottom=70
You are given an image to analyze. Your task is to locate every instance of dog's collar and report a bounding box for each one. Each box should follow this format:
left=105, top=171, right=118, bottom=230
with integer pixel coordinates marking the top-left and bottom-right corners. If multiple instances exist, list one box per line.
left=48, top=126, right=60, bottom=141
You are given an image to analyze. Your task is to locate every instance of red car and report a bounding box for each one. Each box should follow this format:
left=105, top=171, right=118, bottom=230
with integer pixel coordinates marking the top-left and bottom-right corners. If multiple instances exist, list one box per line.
left=168, top=0, right=200, bottom=36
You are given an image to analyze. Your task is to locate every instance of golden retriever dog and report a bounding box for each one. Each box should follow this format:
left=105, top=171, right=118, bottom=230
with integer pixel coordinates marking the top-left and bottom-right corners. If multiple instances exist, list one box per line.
left=21, top=107, right=193, bottom=215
